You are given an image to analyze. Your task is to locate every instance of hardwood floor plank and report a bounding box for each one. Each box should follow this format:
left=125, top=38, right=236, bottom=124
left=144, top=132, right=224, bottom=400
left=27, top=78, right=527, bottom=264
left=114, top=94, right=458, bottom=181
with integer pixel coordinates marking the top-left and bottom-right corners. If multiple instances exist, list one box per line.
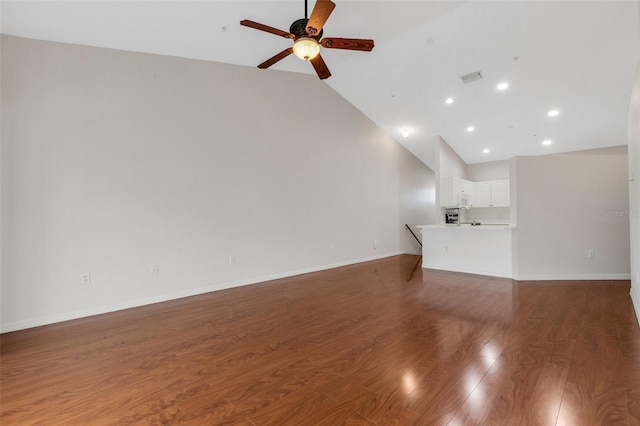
left=447, top=354, right=512, bottom=426
left=2, top=255, right=639, bottom=425
left=350, top=359, right=430, bottom=423
left=406, top=357, right=494, bottom=425
left=625, top=357, right=640, bottom=426
left=557, top=284, right=631, bottom=426
left=220, top=374, right=308, bottom=420
left=613, top=296, right=640, bottom=426
left=343, top=412, right=376, bottom=425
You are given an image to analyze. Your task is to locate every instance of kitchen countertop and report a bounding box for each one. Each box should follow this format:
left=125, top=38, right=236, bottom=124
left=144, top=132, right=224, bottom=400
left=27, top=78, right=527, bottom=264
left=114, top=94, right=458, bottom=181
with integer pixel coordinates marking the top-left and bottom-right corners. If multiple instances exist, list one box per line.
left=418, top=224, right=516, bottom=230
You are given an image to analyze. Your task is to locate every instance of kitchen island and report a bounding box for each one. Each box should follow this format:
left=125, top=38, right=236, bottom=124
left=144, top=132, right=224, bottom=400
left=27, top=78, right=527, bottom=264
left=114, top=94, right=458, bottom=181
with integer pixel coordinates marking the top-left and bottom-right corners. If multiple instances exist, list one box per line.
left=417, top=224, right=515, bottom=278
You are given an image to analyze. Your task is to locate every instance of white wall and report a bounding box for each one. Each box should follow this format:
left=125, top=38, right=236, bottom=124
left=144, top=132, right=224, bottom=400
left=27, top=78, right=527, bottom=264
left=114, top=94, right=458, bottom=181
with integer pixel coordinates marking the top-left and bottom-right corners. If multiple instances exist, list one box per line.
left=0, top=35, right=435, bottom=332
left=514, top=146, right=630, bottom=280
left=398, top=150, right=437, bottom=253
left=435, top=136, right=466, bottom=212
left=466, top=160, right=510, bottom=181
left=628, top=60, right=640, bottom=326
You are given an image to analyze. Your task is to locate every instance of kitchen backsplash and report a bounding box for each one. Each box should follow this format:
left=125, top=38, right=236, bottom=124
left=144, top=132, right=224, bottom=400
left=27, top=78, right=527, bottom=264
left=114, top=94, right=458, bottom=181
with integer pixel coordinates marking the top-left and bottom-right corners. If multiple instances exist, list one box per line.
left=461, top=207, right=510, bottom=224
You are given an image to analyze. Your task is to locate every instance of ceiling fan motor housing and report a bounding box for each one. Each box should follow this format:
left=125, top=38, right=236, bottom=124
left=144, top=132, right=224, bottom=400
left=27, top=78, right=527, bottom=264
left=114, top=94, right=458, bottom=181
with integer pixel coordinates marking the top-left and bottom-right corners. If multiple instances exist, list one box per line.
left=290, top=18, right=323, bottom=40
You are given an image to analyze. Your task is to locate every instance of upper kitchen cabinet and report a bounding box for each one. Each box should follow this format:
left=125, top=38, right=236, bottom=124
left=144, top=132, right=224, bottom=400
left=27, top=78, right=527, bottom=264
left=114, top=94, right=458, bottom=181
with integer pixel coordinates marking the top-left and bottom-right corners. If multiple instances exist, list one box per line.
left=490, top=180, right=509, bottom=206
left=473, top=180, right=510, bottom=207
left=453, top=177, right=474, bottom=196
left=441, top=177, right=474, bottom=207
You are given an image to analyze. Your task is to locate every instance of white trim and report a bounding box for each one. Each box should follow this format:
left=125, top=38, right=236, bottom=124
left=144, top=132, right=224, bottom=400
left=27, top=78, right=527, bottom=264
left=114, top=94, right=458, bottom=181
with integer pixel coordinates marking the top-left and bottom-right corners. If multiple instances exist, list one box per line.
left=0, top=251, right=404, bottom=333
left=422, top=265, right=512, bottom=279
left=421, top=268, right=632, bottom=281
left=513, top=273, right=631, bottom=281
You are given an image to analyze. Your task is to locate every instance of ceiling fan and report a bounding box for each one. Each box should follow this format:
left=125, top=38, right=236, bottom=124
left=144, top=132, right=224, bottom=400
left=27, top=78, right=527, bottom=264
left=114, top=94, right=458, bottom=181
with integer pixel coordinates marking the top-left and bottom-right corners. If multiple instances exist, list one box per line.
left=240, top=0, right=374, bottom=80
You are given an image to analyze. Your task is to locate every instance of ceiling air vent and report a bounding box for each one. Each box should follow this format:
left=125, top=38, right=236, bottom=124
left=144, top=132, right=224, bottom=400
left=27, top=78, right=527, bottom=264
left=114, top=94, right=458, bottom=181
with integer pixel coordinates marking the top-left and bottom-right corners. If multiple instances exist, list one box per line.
left=461, top=71, right=483, bottom=84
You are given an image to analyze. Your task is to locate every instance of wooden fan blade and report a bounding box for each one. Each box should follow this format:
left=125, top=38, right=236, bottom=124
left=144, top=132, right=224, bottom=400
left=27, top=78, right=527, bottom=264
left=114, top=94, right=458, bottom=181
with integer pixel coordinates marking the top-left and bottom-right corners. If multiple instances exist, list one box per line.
left=320, top=38, right=375, bottom=51
left=306, top=0, right=336, bottom=36
left=310, top=53, right=331, bottom=80
left=258, top=47, right=294, bottom=69
left=240, top=20, right=293, bottom=39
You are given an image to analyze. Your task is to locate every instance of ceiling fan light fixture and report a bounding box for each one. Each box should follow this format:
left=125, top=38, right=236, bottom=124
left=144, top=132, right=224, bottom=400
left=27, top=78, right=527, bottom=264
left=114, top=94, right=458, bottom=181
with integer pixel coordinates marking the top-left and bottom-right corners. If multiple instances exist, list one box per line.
left=241, top=0, right=373, bottom=79
left=293, top=37, right=320, bottom=60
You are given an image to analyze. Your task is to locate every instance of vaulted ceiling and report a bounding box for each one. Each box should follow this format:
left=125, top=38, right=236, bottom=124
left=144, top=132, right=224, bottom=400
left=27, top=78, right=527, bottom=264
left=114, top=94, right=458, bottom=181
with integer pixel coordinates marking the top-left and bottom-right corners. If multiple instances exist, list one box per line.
left=2, top=1, right=638, bottom=169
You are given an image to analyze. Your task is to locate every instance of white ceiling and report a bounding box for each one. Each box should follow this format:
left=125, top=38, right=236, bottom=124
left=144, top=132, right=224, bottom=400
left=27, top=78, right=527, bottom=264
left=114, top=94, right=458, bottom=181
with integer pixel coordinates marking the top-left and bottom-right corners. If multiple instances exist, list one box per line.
left=2, top=1, right=638, bottom=169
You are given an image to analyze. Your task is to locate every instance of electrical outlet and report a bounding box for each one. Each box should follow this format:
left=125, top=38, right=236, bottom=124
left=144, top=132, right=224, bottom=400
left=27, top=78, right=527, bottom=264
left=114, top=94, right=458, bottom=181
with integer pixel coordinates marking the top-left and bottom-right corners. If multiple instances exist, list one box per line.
left=229, top=255, right=236, bottom=265
left=151, top=265, right=159, bottom=275
left=587, top=249, right=594, bottom=258
left=81, top=274, right=91, bottom=285
left=373, top=240, right=378, bottom=250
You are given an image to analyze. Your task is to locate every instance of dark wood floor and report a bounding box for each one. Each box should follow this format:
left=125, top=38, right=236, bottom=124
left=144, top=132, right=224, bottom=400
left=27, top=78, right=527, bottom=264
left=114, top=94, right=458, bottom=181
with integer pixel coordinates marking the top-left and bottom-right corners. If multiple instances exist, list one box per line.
left=1, top=255, right=639, bottom=425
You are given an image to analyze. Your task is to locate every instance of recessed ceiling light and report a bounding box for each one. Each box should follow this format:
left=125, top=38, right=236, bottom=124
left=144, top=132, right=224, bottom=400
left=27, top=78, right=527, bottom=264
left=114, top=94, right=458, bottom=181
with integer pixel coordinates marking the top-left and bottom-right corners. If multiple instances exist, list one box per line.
left=547, top=109, right=560, bottom=117
left=467, top=126, right=475, bottom=132
left=483, top=148, right=490, bottom=154
left=497, top=82, right=509, bottom=91
left=542, top=139, right=552, bottom=146
left=445, top=97, right=454, bottom=104
left=402, top=129, right=410, bottom=138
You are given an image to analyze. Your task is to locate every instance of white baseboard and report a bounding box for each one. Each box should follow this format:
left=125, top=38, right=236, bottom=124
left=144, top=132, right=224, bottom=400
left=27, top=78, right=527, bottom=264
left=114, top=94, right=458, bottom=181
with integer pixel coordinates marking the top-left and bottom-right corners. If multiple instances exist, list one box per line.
left=420, top=268, right=632, bottom=282
left=513, top=273, right=631, bottom=281
left=422, top=265, right=512, bottom=279
left=0, top=251, right=404, bottom=333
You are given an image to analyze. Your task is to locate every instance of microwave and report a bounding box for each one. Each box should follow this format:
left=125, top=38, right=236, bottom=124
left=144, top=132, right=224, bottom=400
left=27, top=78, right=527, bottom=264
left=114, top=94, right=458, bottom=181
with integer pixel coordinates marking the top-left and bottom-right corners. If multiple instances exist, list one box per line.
left=458, top=191, right=470, bottom=208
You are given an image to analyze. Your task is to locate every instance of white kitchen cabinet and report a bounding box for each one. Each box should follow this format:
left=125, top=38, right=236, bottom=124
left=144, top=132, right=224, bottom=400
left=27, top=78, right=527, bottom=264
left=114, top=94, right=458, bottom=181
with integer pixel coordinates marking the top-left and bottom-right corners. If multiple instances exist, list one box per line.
left=490, top=180, right=509, bottom=206
left=473, top=180, right=510, bottom=207
left=474, top=182, right=491, bottom=206
left=453, top=177, right=474, bottom=196
left=442, top=177, right=474, bottom=207
left=441, top=177, right=509, bottom=207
